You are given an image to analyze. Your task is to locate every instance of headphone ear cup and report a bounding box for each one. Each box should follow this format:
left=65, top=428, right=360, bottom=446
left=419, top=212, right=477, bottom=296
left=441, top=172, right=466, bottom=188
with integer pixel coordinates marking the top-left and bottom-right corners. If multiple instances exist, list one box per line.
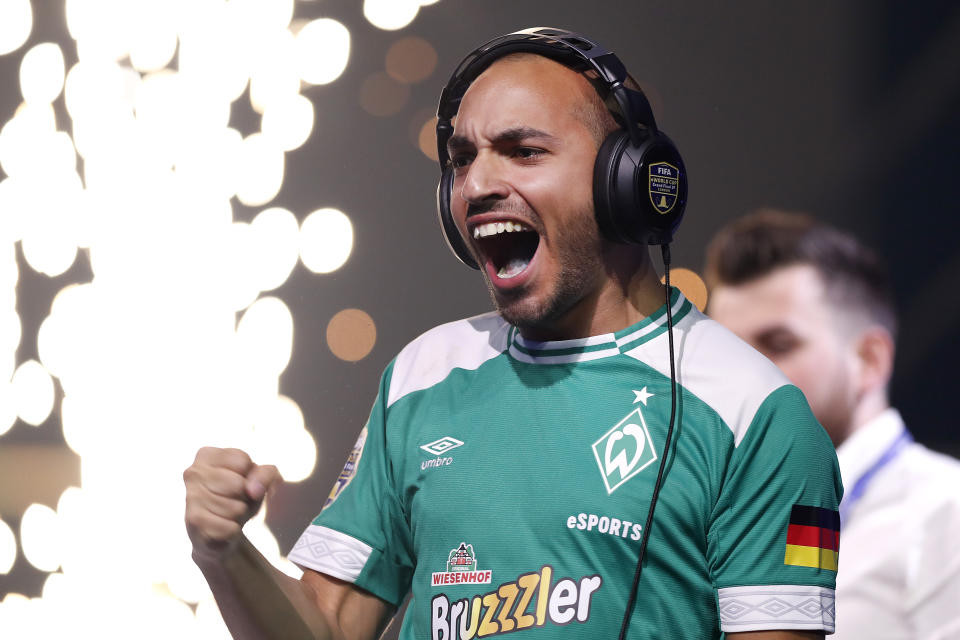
left=635, top=133, right=687, bottom=245
left=436, top=167, right=480, bottom=269
left=593, top=130, right=633, bottom=243
left=592, top=131, right=687, bottom=245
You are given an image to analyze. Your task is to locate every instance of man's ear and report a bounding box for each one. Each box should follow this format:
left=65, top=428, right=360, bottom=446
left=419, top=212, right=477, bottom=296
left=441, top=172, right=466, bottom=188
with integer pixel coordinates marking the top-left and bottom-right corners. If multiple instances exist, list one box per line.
left=855, top=326, right=895, bottom=396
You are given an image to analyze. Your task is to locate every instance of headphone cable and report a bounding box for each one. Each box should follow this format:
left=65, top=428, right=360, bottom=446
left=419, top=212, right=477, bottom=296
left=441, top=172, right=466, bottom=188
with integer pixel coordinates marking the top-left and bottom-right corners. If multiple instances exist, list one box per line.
left=617, top=243, right=678, bottom=640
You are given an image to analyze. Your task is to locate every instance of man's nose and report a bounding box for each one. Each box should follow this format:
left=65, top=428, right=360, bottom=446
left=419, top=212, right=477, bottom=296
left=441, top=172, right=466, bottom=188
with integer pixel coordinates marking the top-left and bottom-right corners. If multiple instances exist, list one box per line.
left=459, top=152, right=509, bottom=205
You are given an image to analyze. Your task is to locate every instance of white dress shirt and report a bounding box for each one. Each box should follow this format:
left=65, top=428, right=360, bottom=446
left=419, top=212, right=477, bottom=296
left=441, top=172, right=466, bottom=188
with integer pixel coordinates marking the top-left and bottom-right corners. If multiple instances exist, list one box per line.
left=834, top=408, right=960, bottom=639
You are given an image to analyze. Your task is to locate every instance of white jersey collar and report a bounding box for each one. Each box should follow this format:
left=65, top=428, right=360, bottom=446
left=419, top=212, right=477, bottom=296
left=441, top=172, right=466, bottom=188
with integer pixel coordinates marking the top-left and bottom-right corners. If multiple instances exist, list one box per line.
left=508, top=290, right=692, bottom=365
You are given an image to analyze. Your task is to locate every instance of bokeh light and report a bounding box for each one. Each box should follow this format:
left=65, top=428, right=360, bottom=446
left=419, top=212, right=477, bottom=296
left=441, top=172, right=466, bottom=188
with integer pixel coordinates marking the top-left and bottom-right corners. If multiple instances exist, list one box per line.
left=20, top=504, right=60, bottom=573
left=237, top=296, right=294, bottom=378
left=386, top=36, right=438, bottom=84
left=326, top=308, right=377, bottom=362
left=0, top=103, right=59, bottom=178
left=221, top=221, right=263, bottom=312
left=294, top=18, right=351, bottom=85
left=249, top=207, right=301, bottom=292
left=127, top=4, right=178, bottom=72
left=249, top=29, right=300, bottom=114
left=176, top=5, right=250, bottom=104
left=0, top=518, right=15, bottom=574
left=0, top=241, right=20, bottom=393
left=235, top=133, right=285, bottom=207
left=0, top=381, right=16, bottom=438
left=248, top=395, right=317, bottom=482
left=261, top=94, right=314, bottom=151
left=195, top=597, right=233, bottom=639
left=360, top=72, right=411, bottom=117
left=0, top=0, right=32, bottom=56
left=661, top=268, right=708, bottom=311
left=19, top=43, right=66, bottom=105
left=0, top=593, right=32, bottom=639
left=300, top=208, right=354, bottom=273
left=11, top=360, right=54, bottom=427
left=0, top=1, right=428, bottom=636
left=234, top=0, right=295, bottom=33
left=364, top=0, right=421, bottom=31
left=418, top=115, right=440, bottom=162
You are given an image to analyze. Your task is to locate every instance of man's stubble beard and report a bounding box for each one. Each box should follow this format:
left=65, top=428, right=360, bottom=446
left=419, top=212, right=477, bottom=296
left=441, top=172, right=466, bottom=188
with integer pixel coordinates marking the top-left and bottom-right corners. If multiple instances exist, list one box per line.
left=484, top=208, right=604, bottom=333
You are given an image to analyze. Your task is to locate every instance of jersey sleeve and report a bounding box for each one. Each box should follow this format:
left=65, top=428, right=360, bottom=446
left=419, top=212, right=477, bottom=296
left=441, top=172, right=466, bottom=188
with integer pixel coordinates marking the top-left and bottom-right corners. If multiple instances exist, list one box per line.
left=707, top=384, right=843, bottom=634
left=287, top=362, right=414, bottom=607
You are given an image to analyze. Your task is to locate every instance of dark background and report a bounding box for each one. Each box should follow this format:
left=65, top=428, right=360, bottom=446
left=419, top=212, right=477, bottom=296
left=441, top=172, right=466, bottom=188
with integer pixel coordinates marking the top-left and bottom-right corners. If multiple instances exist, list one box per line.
left=2, top=0, right=958, bottom=633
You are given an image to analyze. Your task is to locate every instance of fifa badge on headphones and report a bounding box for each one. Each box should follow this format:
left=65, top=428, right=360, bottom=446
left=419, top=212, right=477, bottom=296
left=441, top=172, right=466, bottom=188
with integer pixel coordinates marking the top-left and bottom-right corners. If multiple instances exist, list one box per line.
left=648, top=162, right=679, bottom=215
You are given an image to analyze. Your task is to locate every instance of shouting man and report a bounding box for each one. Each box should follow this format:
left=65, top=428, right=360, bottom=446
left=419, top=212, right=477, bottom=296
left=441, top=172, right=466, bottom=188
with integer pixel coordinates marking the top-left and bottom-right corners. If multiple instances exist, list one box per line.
left=185, top=30, right=842, bottom=640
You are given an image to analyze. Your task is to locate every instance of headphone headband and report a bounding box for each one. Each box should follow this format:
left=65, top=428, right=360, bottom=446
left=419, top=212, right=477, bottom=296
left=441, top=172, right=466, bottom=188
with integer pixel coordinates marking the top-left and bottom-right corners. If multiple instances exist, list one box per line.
left=436, top=27, right=657, bottom=168
left=434, top=27, right=687, bottom=267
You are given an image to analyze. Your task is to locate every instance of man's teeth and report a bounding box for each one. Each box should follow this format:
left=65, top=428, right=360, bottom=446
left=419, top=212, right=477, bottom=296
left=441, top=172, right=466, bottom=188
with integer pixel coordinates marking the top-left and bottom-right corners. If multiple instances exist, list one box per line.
left=497, top=258, right=530, bottom=279
left=473, top=221, right=531, bottom=239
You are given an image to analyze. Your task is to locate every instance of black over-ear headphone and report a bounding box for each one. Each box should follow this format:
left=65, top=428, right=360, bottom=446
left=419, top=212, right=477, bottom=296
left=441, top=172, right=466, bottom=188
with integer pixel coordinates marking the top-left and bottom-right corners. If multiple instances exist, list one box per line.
left=435, top=27, right=688, bottom=269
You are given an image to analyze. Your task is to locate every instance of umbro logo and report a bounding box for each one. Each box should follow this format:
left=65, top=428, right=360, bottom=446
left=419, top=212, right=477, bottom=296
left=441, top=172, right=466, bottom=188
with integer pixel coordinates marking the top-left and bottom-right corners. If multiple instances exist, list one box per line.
left=420, top=436, right=464, bottom=456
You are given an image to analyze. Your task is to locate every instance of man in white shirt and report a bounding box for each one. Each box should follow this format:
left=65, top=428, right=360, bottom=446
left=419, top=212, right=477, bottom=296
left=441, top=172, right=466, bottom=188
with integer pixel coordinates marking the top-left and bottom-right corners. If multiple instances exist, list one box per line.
left=705, top=209, right=960, bottom=639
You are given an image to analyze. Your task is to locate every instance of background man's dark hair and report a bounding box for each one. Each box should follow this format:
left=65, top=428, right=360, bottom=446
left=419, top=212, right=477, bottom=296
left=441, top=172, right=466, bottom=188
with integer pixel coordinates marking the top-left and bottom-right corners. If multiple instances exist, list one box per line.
left=704, top=209, right=898, bottom=338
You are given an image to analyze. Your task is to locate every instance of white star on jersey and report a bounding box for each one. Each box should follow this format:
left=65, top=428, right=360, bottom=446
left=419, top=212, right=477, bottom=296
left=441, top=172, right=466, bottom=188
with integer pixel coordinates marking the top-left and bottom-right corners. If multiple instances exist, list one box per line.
left=633, top=387, right=653, bottom=405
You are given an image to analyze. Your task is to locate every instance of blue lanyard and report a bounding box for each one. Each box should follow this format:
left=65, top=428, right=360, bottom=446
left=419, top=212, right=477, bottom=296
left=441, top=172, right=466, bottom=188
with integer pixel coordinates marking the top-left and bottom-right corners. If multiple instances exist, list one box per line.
left=839, top=429, right=913, bottom=526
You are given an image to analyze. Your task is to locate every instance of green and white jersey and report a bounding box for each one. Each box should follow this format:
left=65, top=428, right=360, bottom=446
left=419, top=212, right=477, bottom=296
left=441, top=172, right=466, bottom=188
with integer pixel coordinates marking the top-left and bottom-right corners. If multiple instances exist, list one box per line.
left=289, top=291, right=843, bottom=639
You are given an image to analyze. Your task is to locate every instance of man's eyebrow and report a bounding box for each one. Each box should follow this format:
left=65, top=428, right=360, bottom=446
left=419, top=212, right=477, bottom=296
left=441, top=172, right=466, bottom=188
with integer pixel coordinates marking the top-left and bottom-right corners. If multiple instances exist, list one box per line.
left=446, top=126, right=558, bottom=154
left=446, top=134, right=472, bottom=154
left=491, top=126, right=558, bottom=145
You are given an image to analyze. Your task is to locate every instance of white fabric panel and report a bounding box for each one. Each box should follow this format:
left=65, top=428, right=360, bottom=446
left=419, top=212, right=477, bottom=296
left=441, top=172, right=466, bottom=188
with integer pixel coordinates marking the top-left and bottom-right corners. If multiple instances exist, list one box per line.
left=515, top=331, right=616, bottom=350
left=507, top=345, right=621, bottom=364
left=387, top=312, right=509, bottom=407
left=288, top=524, right=373, bottom=583
left=717, top=584, right=836, bottom=633
left=614, top=293, right=687, bottom=347
left=624, top=306, right=790, bottom=446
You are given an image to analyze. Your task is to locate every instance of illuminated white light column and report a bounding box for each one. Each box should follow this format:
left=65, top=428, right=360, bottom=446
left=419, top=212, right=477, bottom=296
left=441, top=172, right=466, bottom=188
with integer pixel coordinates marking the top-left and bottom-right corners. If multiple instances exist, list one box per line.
left=0, top=0, right=432, bottom=636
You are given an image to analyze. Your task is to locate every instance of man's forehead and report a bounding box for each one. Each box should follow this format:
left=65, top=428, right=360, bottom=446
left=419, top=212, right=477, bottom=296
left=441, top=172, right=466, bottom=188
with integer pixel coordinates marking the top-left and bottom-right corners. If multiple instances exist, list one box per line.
left=460, top=54, right=592, bottom=110
left=453, top=56, right=592, bottom=137
left=478, top=52, right=581, bottom=78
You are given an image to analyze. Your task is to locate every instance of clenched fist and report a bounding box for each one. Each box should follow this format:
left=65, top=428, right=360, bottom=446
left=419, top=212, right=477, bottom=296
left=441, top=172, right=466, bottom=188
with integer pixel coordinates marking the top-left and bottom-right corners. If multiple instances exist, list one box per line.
left=184, top=447, right=281, bottom=556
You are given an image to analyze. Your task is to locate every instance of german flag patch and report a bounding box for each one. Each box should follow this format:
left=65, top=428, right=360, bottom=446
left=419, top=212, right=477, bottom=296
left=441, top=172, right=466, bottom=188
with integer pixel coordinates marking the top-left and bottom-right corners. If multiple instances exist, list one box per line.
left=784, top=505, right=840, bottom=571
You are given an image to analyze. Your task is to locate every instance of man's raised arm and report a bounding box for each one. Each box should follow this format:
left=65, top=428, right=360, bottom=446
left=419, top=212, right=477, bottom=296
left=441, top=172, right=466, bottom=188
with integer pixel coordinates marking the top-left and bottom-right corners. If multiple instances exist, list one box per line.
left=184, top=447, right=395, bottom=640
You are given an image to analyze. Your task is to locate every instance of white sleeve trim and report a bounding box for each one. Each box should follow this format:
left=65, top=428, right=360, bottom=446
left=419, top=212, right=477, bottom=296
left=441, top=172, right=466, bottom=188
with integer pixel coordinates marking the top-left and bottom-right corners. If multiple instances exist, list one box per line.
left=717, top=585, right=836, bottom=633
left=287, top=524, right=373, bottom=583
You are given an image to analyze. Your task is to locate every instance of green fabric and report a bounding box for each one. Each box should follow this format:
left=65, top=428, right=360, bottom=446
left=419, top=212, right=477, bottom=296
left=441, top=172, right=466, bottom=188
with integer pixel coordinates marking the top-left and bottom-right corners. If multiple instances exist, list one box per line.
left=313, top=308, right=841, bottom=639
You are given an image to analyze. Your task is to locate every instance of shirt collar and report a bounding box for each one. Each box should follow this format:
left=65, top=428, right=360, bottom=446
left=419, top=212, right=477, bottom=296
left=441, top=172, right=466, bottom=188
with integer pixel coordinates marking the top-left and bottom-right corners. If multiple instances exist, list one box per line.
left=507, top=289, right=692, bottom=365
left=836, top=408, right=907, bottom=488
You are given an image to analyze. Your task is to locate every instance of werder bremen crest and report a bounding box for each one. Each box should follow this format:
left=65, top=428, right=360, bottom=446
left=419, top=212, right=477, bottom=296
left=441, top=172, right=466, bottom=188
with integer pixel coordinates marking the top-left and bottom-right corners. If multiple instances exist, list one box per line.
left=592, top=391, right=658, bottom=493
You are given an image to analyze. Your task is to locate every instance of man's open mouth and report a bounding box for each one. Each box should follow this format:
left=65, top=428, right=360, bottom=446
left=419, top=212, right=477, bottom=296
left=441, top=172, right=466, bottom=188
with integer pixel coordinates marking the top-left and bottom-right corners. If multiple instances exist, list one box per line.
left=472, top=220, right=540, bottom=280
